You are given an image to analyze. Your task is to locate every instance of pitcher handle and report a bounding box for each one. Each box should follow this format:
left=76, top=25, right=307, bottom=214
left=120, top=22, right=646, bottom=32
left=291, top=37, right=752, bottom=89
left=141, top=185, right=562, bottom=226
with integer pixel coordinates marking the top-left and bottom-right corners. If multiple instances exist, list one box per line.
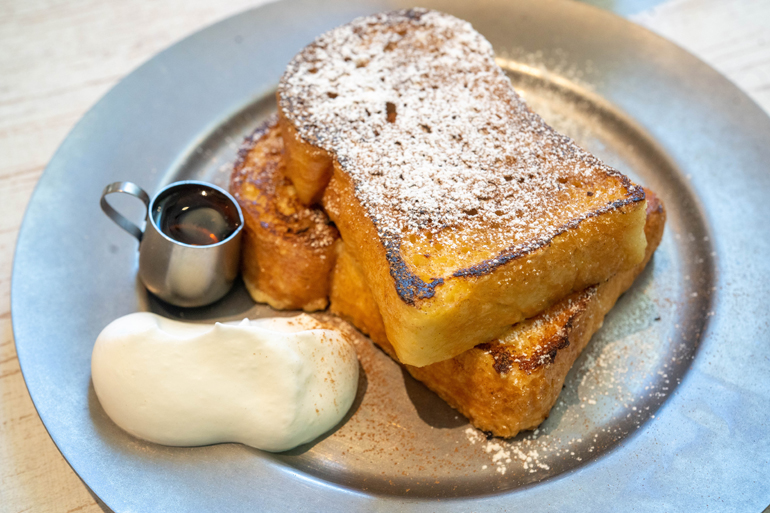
left=100, top=181, right=151, bottom=243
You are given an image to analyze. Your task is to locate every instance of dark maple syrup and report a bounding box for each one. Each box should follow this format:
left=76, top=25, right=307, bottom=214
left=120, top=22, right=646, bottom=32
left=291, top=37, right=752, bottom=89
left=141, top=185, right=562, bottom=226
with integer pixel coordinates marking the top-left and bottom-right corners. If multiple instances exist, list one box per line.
left=152, top=184, right=240, bottom=246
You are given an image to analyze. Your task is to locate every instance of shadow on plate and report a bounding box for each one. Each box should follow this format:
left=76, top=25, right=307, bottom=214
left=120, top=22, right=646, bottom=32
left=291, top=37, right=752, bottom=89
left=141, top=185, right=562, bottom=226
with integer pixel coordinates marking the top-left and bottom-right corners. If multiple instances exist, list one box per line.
left=399, top=366, right=467, bottom=430
left=143, top=276, right=258, bottom=322
left=278, top=359, right=369, bottom=456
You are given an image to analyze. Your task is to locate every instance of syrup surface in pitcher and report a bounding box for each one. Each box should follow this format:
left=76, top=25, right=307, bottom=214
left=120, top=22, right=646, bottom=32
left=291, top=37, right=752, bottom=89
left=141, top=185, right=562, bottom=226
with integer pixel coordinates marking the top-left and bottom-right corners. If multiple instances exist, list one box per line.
left=154, top=185, right=240, bottom=246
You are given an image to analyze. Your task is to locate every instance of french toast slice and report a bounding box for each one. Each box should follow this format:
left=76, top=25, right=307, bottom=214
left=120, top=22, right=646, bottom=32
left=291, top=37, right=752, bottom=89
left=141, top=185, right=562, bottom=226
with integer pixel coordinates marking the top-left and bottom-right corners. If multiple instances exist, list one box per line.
left=330, top=191, right=665, bottom=437
left=277, top=9, right=648, bottom=366
left=228, top=118, right=665, bottom=437
left=230, top=118, right=339, bottom=311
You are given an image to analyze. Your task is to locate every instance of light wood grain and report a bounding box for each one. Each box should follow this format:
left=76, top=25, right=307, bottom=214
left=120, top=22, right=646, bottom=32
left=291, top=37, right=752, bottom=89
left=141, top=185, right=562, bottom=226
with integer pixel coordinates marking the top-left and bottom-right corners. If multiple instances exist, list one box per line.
left=632, top=0, right=770, bottom=114
left=0, top=2, right=269, bottom=512
left=1, top=0, right=768, bottom=511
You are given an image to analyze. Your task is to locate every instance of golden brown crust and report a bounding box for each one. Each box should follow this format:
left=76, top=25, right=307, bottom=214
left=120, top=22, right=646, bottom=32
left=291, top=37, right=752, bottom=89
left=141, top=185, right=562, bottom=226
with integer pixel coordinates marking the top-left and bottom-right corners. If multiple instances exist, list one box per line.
left=228, top=114, right=666, bottom=436
left=230, top=118, right=339, bottom=311
left=330, top=190, right=665, bottom=437
left=321, top=161, right=647, bottom=366
left=329, top=243, right=389, bottom=344
left=277, top=9, right=649, bottom=366
left=277, top=107, right=332, bottom=205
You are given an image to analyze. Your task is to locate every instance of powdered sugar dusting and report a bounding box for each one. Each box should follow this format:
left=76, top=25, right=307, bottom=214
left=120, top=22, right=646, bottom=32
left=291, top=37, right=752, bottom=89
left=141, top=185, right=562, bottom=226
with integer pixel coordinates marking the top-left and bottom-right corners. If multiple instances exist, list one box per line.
left=278, top=8, right=639, bottom=262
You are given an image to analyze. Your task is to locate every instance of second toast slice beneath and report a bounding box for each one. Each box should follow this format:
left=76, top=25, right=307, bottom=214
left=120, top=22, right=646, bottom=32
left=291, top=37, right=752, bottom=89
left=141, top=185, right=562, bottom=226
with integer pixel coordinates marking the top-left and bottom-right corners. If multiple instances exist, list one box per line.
left=329, top=194, right=665, bottom=437
left=230, top=118, right=339, bottom=311
left=230, top=120, right=666, bottom=437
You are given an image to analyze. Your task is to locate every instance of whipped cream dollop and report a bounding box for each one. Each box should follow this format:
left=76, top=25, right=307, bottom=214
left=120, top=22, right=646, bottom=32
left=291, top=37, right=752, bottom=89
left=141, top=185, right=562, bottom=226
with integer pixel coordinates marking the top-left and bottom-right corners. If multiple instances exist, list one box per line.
left=91, top=312, right=358, bottom=452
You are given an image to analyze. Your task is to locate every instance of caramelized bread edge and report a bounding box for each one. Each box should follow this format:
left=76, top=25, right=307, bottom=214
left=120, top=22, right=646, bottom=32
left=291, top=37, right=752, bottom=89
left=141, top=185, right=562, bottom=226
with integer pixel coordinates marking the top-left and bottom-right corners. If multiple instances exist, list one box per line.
left=323, top=160, right=648, bottom=366
left=330, top=189, right=665, bottom=436
left=230, top=118, right=339, bottom=311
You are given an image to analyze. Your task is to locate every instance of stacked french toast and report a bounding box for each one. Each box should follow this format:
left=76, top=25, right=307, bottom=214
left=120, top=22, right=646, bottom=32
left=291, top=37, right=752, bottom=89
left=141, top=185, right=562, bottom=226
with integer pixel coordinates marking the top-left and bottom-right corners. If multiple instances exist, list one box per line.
left=230, top=9, right=665, bottom=438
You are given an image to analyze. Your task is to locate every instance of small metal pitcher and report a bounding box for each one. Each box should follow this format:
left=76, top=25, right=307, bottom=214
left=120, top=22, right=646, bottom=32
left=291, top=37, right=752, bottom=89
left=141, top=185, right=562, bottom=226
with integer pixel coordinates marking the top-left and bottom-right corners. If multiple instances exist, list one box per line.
left=100, top=180, right=244, bottom=307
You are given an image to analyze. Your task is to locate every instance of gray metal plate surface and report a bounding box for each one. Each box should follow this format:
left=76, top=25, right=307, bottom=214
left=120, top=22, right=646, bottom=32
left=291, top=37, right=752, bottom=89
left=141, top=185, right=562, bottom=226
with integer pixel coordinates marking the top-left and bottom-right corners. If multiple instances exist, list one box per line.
left=12, top=0, right=770, bottom=511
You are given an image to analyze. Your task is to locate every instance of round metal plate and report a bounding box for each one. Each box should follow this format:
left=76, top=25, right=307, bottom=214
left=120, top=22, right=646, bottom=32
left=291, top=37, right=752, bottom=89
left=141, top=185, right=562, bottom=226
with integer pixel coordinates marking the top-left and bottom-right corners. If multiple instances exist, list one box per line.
left=12, top=0, right=770, bottom=511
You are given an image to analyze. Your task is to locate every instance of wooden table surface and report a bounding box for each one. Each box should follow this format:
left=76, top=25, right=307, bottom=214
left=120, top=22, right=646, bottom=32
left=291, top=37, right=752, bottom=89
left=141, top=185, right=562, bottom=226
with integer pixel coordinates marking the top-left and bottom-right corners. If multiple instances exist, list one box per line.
left=1, top=0, right=768, bottom=511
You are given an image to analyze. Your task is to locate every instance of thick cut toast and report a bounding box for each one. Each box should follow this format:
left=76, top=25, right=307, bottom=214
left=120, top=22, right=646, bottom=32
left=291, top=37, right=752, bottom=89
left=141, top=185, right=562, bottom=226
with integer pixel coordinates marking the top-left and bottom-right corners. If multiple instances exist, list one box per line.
left=230, top=118, right=339, bottom=311
left=330, top=192, right=665, bottom=437
left=229, top=118, right=665, bottom=437
left=277, top=9, right=648, bottom=366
